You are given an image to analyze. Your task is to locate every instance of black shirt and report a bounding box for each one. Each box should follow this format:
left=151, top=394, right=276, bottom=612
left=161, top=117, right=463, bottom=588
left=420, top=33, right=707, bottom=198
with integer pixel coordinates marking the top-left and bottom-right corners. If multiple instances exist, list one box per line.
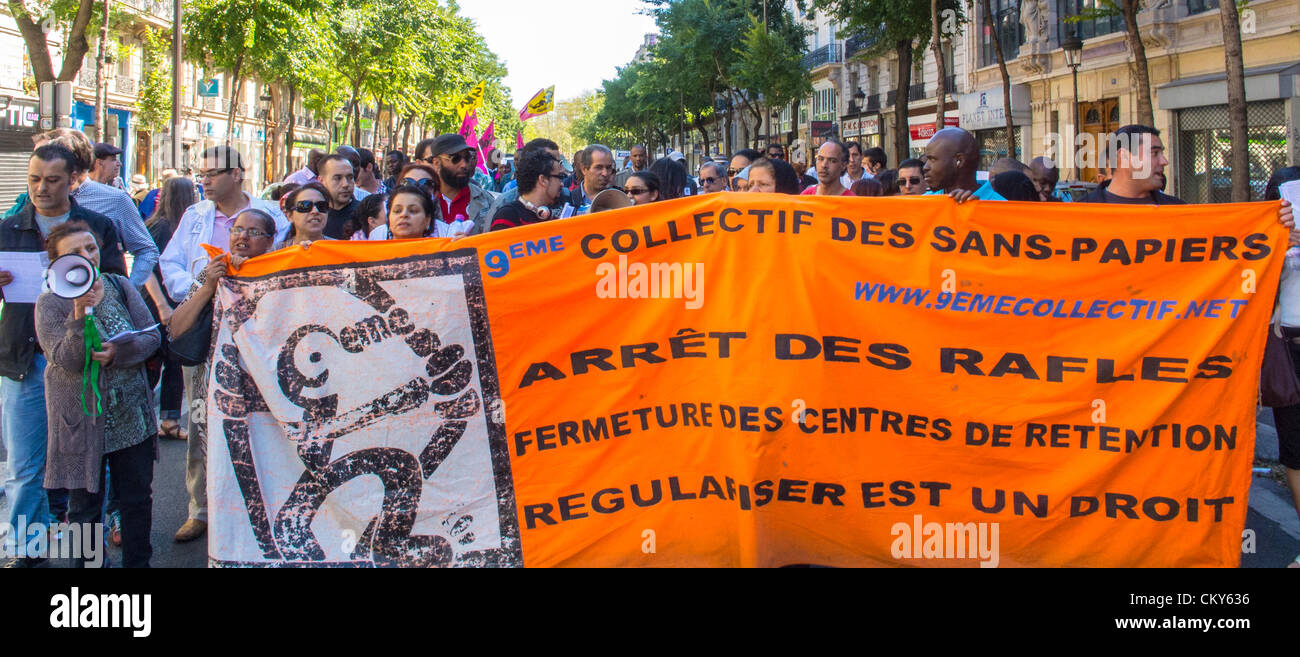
left=1080, top=181, right=1186, bottom=205
left=324, top=198, right=361, bottom=239
left=491, top=201, right=543, bottom=231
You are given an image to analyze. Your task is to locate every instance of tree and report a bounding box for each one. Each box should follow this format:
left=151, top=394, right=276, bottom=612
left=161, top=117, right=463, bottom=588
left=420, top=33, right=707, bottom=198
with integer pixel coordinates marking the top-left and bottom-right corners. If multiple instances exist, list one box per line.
left=981, top=0, right=1015, bottom=157
left=812, top=0, right=964, bottom=162
left=1218, top=0, right=1248, bottom=201
left=134, top=27, right=172, bottom=135
left=184, top=0, right=326, bottom=145
left=1067, top=1, right=1155, bottom=126
left=8, top=0, right=97, bottom=84
left=733, top=14, right=810, bottom=149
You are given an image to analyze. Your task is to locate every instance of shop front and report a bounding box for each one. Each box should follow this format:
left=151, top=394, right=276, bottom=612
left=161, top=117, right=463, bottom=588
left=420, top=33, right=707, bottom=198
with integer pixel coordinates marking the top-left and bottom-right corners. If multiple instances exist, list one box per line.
left=0, top=96, right=40, bottom=209
left=841, top=113, right=881, bottom=148
left=907, top=116, right=960, bottom=159
left=1158, top=62, right=1300, bottom=202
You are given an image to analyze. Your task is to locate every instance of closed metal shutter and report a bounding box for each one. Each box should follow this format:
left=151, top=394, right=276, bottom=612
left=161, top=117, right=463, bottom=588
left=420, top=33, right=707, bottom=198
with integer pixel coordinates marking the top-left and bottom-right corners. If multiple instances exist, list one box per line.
left=0, top=131, right=33, bottom=211
left=1177, top=100, right=1288, bottom=202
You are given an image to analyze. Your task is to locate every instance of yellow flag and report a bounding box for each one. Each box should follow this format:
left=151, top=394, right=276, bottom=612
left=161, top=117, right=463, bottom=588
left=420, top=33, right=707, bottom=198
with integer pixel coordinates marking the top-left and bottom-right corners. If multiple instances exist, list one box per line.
left=519, top=86, right=555, bottom=121
left=456, top=82, right=486, bottom=120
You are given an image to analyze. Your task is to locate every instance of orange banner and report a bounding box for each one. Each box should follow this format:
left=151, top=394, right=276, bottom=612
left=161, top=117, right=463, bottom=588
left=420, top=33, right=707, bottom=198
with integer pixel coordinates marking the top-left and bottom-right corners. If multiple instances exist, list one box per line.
left=213, top=194, right=1283, bottom=567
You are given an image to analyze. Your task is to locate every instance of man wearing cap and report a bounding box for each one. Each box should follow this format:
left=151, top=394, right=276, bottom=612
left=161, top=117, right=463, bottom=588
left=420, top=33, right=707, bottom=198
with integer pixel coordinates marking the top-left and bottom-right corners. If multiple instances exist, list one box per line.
left=614, top=144, right=649, bottom=188
left=428, top=134, right=497, bottom=235
left=91, top=142, right=125, bottom=188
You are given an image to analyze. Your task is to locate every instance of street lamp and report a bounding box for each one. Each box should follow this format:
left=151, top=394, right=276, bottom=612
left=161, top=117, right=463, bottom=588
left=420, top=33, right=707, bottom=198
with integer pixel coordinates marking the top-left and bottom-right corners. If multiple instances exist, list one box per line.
left=1062, top=29, right=1084, bottom=183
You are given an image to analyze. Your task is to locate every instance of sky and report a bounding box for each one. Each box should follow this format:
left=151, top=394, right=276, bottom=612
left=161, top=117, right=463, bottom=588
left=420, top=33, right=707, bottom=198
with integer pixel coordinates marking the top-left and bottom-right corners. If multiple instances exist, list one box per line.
left=457, top=0, right=659, bottom=107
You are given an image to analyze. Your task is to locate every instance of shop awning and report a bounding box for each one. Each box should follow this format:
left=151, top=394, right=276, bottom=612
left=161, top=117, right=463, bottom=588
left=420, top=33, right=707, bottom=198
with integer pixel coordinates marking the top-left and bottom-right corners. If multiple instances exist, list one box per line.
left=1157, top=62, right=1300, bottom=110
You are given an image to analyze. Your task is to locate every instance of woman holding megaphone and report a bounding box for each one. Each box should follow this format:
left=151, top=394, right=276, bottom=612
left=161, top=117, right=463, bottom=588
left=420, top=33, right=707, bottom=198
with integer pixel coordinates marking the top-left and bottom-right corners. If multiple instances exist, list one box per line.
left=34, top=220, right=161, bottom=568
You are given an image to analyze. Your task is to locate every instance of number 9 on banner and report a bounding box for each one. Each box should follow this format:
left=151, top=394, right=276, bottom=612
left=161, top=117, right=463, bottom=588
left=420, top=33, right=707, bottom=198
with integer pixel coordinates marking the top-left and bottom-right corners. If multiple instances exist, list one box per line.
left=485, top=249, right=509, bottom=278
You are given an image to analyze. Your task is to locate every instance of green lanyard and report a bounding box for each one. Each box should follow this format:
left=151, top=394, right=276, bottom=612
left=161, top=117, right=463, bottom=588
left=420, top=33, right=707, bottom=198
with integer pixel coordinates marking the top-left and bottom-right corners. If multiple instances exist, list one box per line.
left=81, top=309, right=102, bottom=417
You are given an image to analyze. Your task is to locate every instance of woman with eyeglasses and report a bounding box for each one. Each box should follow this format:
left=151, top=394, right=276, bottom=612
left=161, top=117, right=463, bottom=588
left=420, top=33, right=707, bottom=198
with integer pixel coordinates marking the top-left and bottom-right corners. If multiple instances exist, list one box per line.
left=386, top=185, right=435, bottom=239
left=279, top=182, right=334, bottom=250
left=624, top=171, right=661, bottom=206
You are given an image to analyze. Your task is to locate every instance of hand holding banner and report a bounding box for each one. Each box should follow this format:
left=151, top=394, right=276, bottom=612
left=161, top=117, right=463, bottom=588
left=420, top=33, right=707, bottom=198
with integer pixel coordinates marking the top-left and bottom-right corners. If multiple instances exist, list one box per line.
left=207, top=195, right=1283, bottom=567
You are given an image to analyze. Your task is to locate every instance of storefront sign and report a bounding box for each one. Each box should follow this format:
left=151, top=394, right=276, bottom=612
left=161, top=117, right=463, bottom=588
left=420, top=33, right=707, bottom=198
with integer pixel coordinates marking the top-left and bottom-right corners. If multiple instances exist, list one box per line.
left=811, top=121, right=834, bottom=138
left=959, top=85, right=1032, bottom=131
left=843, top=115, right=881, bottom=139
left=909, top=117, right=961, bottom=141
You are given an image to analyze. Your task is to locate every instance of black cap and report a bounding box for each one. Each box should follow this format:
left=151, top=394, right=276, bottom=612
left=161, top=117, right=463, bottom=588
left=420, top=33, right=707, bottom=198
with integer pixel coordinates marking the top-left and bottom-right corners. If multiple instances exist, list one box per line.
left=94, top=142, right=122, bottom=159
left=430, top=134, right=473, bottom=157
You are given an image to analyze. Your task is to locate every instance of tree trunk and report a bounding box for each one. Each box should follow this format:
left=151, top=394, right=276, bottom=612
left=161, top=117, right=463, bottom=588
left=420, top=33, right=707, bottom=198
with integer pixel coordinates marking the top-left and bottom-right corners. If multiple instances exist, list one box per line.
left=285, top=85, right=297, bottom=177
left=893, top=40, right=913, bottom=163
left=931, top=0, right=946, bottom=124
left=1218, top=0, right=1249, bottom=201
left=723, top=106, right=733, bottom=156
left=225, top=54, right=244, bottom=147
left=402, top=114, right=413, bottom=152
left=1121, top=0, right=1155, bottom=126
left=10, top=0, right=95, bottom=83
left=96, top=0, right=108, bottom=141
left=695, top=118, right=711, bottom=164
left=983, top=0, right=1016, bottom=158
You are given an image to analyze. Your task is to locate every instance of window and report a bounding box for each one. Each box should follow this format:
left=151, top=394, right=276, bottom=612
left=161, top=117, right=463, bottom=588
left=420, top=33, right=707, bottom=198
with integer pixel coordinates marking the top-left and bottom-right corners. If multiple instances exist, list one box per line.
left=812, top=87, right=838, bottom=122
left=1187, top=0, right=1218, bottom=14
left=1177, top=100, right=1287, bottom=202
left=1057, top=0, right=1125, bottom=43
left=981, top=0, right=1023, bottom=67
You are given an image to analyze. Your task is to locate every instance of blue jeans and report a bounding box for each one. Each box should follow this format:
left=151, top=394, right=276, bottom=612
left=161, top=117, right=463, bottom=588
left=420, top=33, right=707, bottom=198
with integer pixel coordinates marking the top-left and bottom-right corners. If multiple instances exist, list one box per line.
left=1, top=354, right=49, bottom=559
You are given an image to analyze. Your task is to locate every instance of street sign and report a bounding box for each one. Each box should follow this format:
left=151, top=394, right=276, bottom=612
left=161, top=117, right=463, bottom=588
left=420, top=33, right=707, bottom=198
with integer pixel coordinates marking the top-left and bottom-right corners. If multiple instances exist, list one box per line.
left=199, top=78, right=219, bottom=97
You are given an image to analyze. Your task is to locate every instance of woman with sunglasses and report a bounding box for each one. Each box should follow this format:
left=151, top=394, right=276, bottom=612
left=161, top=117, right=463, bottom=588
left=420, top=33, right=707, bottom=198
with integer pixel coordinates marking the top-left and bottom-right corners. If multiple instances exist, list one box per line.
left=386, top=185, right=435, bottom=239
left=279, top=182, right=334, bottom=250
left=624, top=171, right=661, bottom=206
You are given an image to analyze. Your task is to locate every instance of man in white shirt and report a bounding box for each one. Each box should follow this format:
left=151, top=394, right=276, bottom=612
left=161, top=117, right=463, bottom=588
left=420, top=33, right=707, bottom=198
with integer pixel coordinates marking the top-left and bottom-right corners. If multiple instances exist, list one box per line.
left=158, top=145, right=289, bottom=544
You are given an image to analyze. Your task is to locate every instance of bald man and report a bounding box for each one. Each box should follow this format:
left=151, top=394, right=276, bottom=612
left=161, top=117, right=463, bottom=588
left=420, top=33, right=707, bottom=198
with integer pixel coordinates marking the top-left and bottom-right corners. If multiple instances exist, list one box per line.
left=1028, top=157, right=1063, bottom=202
left=922, top=127, right=1005, bottom=202
left=989, top=157, right=1030, bottom=178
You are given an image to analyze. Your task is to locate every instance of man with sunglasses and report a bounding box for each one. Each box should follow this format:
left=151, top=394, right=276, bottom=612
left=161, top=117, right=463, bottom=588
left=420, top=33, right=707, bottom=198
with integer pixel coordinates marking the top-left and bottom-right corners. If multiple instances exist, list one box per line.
left=428, top=134, right=497, bottom=235
left=157, top=145, right=288, bottom=544
left=896, top=158, right=928, bottom=195
left=698, top=161, right=729, bottom=194
left=485, top=138, right=570, bottom=220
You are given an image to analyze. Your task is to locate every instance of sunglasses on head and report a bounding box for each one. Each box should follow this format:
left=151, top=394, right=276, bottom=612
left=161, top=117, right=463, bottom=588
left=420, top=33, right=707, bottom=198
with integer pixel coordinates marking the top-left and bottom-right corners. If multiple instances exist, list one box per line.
left=292, top=200, right=329, bottom=213
left=402, top=177, right=436, bottom=189
left=441, top=151, right=474, bottom=164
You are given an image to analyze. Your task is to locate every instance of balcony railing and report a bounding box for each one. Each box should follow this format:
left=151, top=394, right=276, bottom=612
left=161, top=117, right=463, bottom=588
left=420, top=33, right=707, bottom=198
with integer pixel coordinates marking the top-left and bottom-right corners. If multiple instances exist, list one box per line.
left=202, top=97, right=217, bottom=111
left=78, top=68, right=97, bottom=89
left=844, top=33, right=877, bottom=59
left=909, top=84, right=927, bottom=101
left=802, top=42, right=843, bottom=70
left=114, top=77, right=136, bottom=95
left=864, top=94, right=880, bottom=112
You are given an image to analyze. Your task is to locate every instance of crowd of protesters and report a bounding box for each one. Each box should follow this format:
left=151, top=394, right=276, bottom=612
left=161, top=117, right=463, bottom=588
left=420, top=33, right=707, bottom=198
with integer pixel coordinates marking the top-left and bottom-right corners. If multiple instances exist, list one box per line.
left=1, top=120, right=1299, bottom=568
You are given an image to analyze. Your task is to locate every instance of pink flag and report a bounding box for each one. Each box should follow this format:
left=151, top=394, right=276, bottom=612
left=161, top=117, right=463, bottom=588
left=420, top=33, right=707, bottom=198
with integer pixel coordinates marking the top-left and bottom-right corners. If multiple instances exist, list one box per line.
left=458, top=109, right=478, bottom=143
left=516, top=130, right=525, bottom=151
left=478, top=120, right=495, bottom=150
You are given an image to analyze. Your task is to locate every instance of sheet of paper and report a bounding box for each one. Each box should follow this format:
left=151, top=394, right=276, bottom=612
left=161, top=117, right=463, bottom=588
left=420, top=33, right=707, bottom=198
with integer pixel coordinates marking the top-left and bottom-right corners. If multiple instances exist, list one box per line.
left=1280, top=179, right=1300, bottom=207
left=106, top=323, right=159, bottom=344
left=0, top=251, right=51, bottom=304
